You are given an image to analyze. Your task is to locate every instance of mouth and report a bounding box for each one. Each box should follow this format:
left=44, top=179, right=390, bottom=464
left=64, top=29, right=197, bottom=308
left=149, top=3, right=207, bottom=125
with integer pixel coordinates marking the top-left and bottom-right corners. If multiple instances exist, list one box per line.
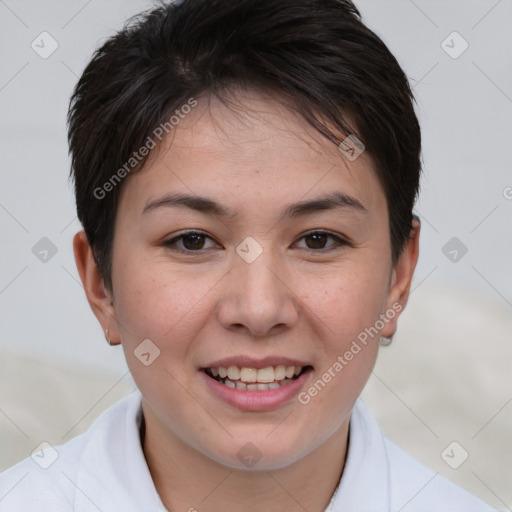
left=203, top=364, right=313, bottom=391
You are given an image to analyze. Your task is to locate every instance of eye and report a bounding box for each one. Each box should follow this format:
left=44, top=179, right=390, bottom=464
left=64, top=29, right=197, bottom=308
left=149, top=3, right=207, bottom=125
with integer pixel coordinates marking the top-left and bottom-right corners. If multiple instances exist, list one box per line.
left=163, top=229, right=350, bottom=254
left=294, top=230, right=350, bottom=252
left=163, top=231, right=219, bottom=253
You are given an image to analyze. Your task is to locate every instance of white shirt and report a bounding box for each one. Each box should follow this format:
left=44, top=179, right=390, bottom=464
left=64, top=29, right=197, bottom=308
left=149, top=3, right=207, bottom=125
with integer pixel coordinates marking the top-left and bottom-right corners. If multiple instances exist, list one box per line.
left=0, top=389, right=498, bottom=512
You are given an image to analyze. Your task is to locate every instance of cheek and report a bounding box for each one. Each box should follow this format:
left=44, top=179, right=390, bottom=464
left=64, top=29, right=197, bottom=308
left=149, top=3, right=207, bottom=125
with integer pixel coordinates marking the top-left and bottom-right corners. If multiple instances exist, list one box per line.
left=112, top=258, right=213, bottom=401
left=305, top=262, right=389, bottom=341
left=112, top=253, right=212, bottom=350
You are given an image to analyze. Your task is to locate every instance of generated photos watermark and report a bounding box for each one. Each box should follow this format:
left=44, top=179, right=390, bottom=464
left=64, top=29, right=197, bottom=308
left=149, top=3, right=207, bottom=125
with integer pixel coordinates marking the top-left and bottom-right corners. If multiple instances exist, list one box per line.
left=298, top=302, right=402, bottom=405
left=93, top=97, right=198, bottom=200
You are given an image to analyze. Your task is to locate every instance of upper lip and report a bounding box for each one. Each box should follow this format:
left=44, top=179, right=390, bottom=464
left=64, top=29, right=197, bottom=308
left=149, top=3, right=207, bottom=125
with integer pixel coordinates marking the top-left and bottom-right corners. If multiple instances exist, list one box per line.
left=202, top=356, right=312, bottom=370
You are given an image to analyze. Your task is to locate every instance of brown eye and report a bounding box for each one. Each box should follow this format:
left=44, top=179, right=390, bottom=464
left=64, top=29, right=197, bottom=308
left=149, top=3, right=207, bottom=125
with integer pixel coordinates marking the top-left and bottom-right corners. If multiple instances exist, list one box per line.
left=181, top=233, right=206, bottom=250
left=163, top=231, right=218, bottom=253
left=304, top=232, right=329, bottom=249
left=295, top=231, right=349, bottom=252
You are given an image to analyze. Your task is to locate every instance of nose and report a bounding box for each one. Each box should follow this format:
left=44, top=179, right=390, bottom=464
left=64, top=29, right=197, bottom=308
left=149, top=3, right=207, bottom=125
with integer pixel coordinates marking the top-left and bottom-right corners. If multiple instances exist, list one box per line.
left=217, top=247, right=299, bottom=338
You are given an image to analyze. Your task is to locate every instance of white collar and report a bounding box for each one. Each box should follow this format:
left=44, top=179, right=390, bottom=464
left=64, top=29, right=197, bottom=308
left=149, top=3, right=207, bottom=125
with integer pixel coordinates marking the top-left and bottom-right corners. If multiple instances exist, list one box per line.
left=73, top=389, right=168, bottom=511
left=73, top=390, right=388, bottom=512
left=329, top=399, right=390, bottom=511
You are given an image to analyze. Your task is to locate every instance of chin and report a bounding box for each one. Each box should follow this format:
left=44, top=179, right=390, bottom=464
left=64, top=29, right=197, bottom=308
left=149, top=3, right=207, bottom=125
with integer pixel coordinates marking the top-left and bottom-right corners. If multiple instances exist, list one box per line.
left=202, top=436, right=312, bottom=472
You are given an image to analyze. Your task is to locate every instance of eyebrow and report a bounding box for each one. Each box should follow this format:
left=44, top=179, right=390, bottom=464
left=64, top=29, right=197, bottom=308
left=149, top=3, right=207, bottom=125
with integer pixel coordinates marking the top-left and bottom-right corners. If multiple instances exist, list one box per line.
left=141, top=191, right=368, bottom=220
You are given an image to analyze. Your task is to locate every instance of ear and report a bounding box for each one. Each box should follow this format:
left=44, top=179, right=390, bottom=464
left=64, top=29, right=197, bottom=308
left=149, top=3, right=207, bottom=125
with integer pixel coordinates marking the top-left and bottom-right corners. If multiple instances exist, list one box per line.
left=73, top=230, right=121, bottom=345
left=380, top=217, right=421, bottom=338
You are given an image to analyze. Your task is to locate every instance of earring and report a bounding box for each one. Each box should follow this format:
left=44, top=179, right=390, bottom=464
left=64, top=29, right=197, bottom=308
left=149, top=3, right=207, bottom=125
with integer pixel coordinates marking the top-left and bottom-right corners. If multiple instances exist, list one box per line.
left=380, top=336, right=393, bottom=346
left=105, top=328, right=114, bottom=346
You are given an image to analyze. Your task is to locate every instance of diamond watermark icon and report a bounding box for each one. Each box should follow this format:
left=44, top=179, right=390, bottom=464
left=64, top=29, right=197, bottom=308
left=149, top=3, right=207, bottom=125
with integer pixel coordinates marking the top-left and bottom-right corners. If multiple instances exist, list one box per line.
left=134, top=338, right=161, bottom=366
left=442, top=237, right=468, bottom=263
left=31, top=31, right=59, bottom=59
left=236, top=442, right=262, bottom=468
left=441, top=31, right=469, bottom=59
left=236, top=236, right=263, bottom=264
left=32, top=237, right=58, bottom=263
left=441, top=441, right=469, bottom=469
left=338, top=134, right=365, bottom=161
left=31, top=441, right=59, bottom=469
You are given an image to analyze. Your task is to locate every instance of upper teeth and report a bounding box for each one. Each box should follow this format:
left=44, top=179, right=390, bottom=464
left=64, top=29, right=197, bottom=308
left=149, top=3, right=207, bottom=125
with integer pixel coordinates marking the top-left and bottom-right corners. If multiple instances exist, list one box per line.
left=211, top=365, right=302, bottom=383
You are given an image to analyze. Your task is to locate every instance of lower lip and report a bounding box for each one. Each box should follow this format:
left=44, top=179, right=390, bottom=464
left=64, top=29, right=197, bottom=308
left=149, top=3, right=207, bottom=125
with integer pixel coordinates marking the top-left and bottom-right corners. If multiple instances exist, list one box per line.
left=199, top=368, right=313, bottom=411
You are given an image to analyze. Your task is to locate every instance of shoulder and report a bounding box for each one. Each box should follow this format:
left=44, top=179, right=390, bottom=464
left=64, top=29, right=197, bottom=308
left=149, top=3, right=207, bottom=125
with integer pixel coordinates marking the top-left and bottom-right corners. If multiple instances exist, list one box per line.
left=0, top=390, right=141, bottom=511
left=0, top=458, right=74, bottom=511
left=383, top=427, right=498, bottom=511
left=349, top=399, right=498, bottom=512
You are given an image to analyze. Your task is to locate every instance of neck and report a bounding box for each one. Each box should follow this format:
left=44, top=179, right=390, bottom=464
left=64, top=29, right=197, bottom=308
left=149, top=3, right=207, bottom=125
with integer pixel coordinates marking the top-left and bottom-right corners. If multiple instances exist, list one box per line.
left=140, top=405, right=349, bottom=512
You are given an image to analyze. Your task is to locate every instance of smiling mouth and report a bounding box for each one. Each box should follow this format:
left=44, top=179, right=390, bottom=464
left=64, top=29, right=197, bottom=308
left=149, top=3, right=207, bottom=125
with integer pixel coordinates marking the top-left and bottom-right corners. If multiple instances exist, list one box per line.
left=203, top=365, right=312, bottom=391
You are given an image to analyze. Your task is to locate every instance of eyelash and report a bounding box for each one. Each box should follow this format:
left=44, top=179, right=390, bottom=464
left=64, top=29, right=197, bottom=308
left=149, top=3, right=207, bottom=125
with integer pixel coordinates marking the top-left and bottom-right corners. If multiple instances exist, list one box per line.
left=163, top=230, right=351, bottom=254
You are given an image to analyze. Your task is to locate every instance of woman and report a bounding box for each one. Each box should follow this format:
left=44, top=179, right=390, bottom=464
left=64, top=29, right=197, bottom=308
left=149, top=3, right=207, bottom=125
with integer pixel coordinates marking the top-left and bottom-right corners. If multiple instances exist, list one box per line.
left=0, top=0, right=499, bottom=510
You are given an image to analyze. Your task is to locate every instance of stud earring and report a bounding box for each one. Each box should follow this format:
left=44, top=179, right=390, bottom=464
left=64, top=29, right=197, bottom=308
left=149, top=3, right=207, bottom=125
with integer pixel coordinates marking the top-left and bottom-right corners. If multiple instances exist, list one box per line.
left=105, top=328, right=114, bottom=346
left=380, top=336, right=393, bottom=346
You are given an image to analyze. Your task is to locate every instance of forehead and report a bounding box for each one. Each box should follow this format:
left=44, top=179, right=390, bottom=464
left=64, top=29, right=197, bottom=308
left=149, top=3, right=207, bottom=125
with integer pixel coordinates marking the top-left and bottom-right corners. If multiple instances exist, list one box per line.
left=117, top=90, right=386, bottom=220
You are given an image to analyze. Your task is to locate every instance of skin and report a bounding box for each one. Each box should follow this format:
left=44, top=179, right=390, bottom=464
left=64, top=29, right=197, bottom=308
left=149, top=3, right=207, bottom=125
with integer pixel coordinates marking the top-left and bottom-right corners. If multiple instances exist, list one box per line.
left=74, top=89, right=420, bottom=512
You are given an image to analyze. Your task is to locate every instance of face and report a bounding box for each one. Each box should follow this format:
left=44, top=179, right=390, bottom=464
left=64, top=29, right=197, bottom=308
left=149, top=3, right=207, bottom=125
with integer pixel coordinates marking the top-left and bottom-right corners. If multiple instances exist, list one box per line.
left=82, top=89, right=417, bottom=470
